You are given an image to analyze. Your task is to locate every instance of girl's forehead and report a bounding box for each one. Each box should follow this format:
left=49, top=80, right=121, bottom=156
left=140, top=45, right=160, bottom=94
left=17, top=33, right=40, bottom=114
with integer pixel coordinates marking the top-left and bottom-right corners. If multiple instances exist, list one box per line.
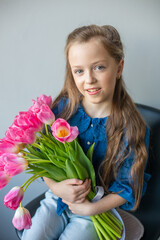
left=68, top=39, right=111, bottom=64
left=69, top=38, right=105, bottom=52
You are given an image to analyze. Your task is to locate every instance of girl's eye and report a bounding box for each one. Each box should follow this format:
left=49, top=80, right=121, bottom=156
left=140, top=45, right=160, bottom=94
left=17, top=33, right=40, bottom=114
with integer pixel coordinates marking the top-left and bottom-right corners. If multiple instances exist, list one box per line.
left=75, top=69, right=83, bottom=74
left=95, top=65, right=105, bottom=70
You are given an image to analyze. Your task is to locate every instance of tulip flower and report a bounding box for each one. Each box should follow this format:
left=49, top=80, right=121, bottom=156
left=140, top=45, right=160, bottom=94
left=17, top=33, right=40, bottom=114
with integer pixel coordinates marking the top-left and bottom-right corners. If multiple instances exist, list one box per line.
left=29, top=101, right=55, bottom=125
left=0, top=170, right=11, bottom=190
left=0, top=138, right=20, bottom=154
left=28, top=100, right=42, bottom=113
left=13, top=111, right=43, bottom=132
left=36, top=104, right=55, bottom=125
left=4, top=186, right=24, bottom=210
left=1, top=153, right=28, bottom=177
left=12, top=207, right=32, bottom=230
left=5, top=125, right=37, bottom=145
left=0, top=138, right=20, bottom=155
left=37, top=94, right=52, bottom=106
left=51, top=118, right=79, bottom=143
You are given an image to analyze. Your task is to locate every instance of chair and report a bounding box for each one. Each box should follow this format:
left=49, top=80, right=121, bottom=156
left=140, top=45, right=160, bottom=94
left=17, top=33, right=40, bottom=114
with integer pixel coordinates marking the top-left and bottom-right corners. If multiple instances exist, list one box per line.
left=130, top=104, right=160, bottom=240
left=15, top=103, right=160, bottom=240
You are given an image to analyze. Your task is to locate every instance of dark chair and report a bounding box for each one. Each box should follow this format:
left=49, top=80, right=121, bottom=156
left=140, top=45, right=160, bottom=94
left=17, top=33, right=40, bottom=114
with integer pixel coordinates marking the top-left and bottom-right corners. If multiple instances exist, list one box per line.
left=15, top=104, right=160, bottom=240
left=131, top=104, right=160, bottom=240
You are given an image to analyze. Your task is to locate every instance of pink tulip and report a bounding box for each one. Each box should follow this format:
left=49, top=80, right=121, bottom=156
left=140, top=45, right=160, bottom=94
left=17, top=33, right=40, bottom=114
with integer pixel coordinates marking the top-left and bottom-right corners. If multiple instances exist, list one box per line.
left=13, top=111, right=43, bottom=131
left=0, top=170, right=11, bottom=190
left=0, top=138, right=20, bottom=154
left=28, top=100, right=42, bottom=113
left=1, top=153, right=28, bottom=177
left=4, top=186, right=24, bottom=210
left=29, top=101, right=55, bottom=125
left=5, top=124, right=37, bottom=144
left=12, top=207, right=32, bottom=230
left=37, top=104, right=55, bottom=125
left=29, top=94, right=52, bottom=114
left=37, top=94, right=52, bottom=106
left=0, top=159, right=4, bottom=171
left=5, top=111, right=43, bottom=145
left=51, top=118, right=79, bottom=143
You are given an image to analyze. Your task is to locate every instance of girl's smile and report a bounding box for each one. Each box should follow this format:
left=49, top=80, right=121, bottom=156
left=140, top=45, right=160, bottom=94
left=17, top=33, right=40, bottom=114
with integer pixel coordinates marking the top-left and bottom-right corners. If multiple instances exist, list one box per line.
left=68, top=38, right=124, bottom=118
left=86, top=88, right=101, bottom=95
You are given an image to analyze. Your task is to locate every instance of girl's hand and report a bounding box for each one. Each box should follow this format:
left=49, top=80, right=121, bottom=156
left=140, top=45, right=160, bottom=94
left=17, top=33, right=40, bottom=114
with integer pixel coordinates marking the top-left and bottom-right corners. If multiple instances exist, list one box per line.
left=62, top=198, right=95, bottom=216
left=43, top=177, right=91, bottom=203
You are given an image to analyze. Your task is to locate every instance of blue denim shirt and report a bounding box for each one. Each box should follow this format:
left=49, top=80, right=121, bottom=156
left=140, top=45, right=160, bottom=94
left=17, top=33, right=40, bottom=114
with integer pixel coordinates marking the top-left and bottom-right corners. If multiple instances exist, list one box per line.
left=52, top=99, right=151, bottom=215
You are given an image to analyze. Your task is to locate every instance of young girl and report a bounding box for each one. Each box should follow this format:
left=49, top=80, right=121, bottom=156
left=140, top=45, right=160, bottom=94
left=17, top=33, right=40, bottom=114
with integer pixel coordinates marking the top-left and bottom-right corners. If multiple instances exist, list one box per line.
left=22, top=25, right=150, bottom=240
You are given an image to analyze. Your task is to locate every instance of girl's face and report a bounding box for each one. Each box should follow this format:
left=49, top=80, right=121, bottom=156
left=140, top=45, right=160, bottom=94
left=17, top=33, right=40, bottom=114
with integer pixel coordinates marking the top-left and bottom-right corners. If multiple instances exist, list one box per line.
left=68, top=38, right=124, bottom=111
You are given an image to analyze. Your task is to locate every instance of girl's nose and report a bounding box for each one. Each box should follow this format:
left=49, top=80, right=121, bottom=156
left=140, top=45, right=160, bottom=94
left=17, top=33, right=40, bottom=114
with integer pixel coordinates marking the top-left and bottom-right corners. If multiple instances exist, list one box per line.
left=85, top=70, right=96, bottom=84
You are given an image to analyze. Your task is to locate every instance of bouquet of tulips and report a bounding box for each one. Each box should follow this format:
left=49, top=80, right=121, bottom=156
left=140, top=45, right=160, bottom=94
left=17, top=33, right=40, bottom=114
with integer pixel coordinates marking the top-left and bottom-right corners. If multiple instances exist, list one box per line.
left=0, top=95, right=123, bottom=240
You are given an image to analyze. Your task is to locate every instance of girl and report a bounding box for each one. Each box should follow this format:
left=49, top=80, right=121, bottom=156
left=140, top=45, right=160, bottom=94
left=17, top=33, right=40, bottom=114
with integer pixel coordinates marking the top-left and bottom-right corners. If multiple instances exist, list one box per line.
left=22, top=25, right=150, bottom=240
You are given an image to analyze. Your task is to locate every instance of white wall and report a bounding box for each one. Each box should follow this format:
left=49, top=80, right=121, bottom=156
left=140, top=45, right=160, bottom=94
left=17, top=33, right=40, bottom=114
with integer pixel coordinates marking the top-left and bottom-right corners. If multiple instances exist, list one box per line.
left=0, top=0, right=160, bottom=239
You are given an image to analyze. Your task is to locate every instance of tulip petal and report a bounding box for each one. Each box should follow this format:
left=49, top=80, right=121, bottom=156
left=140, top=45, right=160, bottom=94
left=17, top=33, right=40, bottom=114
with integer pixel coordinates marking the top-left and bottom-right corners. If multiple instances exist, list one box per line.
left=51, top=118, right=79, bottom=143
left=2, top=153, right=28, bottom=177
left=37, top=95, right=52, bottom=107
left=4, top=186, right=24, bottom=210
left=0, top=171, right=11, bottom=190
left=12, top=207, right=32, bottom=230
left=66, top=126, right=79, bottom=142
left=37, top=104, right=55, bottom=124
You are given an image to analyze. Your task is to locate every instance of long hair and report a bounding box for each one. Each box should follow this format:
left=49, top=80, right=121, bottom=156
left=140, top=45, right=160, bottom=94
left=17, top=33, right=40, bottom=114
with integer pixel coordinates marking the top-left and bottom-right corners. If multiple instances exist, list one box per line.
left=51, top=25, right=148, bottom=210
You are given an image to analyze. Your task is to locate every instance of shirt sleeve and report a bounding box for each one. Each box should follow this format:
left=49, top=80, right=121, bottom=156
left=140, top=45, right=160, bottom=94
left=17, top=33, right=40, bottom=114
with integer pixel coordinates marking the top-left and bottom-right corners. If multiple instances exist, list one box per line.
left=108, top=126, right=151, bottom=210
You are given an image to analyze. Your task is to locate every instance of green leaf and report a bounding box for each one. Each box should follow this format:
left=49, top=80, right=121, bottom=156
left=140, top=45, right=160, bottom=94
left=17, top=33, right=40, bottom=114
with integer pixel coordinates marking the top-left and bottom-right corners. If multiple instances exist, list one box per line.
left=66, top=159, right=78, bottom=179
left=72, top=161, right=89, bottom=181
left=39, top=137, right=68, bottom=158
left=46, top=153, right=66, bottom=169
left=26, top=145, right=46, bottom=159
left=31, top=163, right=67, bottom=182
left=64, top=141, right=76, bottom=162
left=74, top=141, right=96, bottom=190
left=26, top=165, right=44, bottom=174
left=87, top=143, right=95, bottom=162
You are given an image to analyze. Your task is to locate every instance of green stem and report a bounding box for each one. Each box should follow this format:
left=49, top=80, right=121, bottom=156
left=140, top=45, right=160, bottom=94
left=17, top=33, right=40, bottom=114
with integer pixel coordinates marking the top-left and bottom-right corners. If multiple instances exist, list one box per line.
left=104, top=228, right=117, bottom=240
left=90, top=216, right=104, bottom=240
left=87, top=190, right=96, bottom=201
left=20, top=150, right=40, bottom=158
left=29, top=160, right=51, bottom=164
left=38, top=132, right=57, bottom=146
left=23, top=174, right=44, bottom=192
left=21, top=170, right=46, bottom=189
left=93, top=215, right=110, bottom=240
left=107, top=211, right=123, bottom=230
left=101, top=213, right=121, bottom=235
left=20, top=201, right=22, bottom=208
left=95, top=214, right=122, bottom=239
left=45, top=124, right=49, bottom=136
left=21, top=175, right=37, bottom=188
left=23, top=157, right=48, bottom=161
left=32, top=143, right=42, bottom=150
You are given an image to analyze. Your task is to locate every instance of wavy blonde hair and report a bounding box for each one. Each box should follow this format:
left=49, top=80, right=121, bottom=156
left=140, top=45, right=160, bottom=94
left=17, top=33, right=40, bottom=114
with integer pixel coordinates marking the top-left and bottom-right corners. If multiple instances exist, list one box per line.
left=52, top=25, right=148, bottom=210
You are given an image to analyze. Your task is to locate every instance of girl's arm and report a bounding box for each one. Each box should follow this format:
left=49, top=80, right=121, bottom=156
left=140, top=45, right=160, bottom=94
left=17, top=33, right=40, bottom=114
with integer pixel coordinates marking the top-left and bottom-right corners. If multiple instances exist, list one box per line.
left=62, top=193, right=127, bottom=216
left=43, top=177, right=91, bottom=203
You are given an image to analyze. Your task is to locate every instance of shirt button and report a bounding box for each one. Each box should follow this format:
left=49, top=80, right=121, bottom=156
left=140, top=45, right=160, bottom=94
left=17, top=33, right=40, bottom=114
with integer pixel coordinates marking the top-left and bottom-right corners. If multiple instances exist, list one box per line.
left=87, top=141, right=91, bottom=145
left=91, top=124, right=93, bottom=127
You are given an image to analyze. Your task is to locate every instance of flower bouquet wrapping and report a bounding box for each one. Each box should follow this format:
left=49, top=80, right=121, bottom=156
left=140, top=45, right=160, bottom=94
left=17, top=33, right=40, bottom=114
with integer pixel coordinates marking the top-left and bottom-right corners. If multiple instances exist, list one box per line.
left=0, top=95, right=124, bottom=240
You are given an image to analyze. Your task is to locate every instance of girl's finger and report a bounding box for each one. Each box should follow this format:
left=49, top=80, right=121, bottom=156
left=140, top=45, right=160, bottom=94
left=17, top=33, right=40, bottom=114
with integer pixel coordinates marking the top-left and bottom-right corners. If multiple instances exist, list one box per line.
left=73, top=179, right=91, bottom=194
left=76, top=180, right=91, bottom=196
left=75, top=186, right=91, bottom=202
left=61, top=199, right=70, bottom=205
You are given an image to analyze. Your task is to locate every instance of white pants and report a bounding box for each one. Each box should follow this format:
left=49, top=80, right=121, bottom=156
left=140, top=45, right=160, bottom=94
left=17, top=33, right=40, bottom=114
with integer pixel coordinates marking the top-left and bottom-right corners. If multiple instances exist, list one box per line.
left=22, top=190, right=125, bottom=240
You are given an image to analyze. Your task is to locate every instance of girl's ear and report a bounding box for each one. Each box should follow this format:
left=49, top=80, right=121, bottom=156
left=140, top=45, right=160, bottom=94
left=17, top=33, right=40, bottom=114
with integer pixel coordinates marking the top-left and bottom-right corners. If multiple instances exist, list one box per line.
left=116, top=59, right=124, bottom=79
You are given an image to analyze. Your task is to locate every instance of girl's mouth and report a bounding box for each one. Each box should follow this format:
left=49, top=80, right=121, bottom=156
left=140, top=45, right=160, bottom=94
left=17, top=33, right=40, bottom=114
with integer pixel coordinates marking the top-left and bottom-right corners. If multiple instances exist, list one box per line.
left=86, top=88, right=101, bottom=95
